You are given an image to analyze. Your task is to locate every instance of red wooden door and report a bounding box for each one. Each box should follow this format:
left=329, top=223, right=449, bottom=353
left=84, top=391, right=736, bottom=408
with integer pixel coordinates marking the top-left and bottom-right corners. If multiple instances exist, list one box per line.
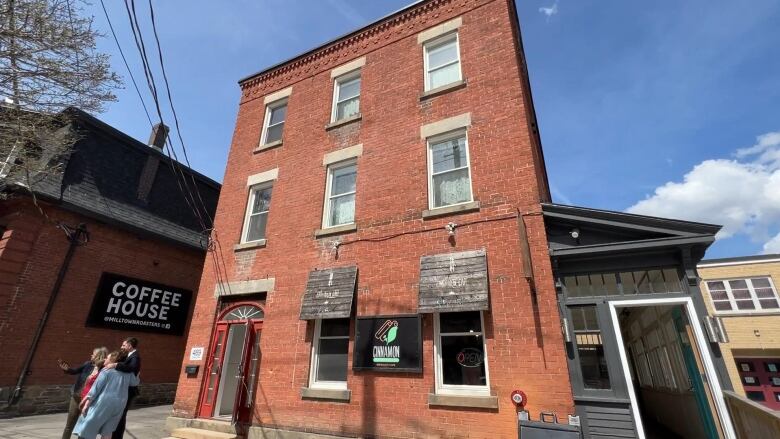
left=198, top=323, right=228, bottom=417
left=735, top=357, right=780, bottom=410
left=234, top=321, right=262, bottom=424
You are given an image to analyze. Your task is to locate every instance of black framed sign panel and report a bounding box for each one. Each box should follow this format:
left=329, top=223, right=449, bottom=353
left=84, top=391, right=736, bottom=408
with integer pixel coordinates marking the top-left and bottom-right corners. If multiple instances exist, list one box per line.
left=353, top=315, right=422, bottom=372
left=85, top=272, right=193, bottom=336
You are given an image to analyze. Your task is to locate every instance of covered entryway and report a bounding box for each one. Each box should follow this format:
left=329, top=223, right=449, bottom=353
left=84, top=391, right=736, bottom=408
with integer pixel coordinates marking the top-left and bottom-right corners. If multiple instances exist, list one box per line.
left=198, top=303, right=263, bottom=423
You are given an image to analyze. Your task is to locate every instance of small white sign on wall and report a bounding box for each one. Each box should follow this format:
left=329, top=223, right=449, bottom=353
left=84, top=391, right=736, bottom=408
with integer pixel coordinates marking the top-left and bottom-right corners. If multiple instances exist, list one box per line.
left=189, top=346, right=204, bottom=361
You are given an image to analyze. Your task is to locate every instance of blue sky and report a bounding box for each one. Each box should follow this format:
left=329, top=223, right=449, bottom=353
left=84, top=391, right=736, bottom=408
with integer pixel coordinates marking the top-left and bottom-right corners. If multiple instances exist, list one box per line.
left=85, top=0, right=780, bottom=259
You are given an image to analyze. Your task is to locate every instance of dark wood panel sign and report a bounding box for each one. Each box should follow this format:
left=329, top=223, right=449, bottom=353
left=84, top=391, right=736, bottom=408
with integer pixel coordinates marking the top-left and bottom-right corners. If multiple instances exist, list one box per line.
left=353, top=315, right=422, bottom=372
left=85, top=273, right=192, bottom=336
left=299, top=266, right=357, bottom=320
left=418, top=249, right=489, bottom=313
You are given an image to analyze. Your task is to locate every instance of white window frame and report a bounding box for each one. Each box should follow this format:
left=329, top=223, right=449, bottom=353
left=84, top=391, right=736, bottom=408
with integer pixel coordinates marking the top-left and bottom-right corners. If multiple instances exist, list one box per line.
left=706, top=276, right=780, bottom=315
left=240, top=182, right=272, bottom=243
left=426, top=130, right=473, bottom=210
left=309, top=318, right=349, bottom=390
left=330, top=71, right=361, bottom=123
left=321, top=159, right=357, bottom=229
left=260, top=99, right=287, bottom=146
left=433, top=311, right=491, bottom=396
left=423, top=32, right=462, bottom=92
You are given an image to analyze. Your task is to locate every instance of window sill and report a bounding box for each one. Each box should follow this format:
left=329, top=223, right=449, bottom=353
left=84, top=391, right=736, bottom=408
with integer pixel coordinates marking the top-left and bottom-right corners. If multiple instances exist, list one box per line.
left=714, top=310, right=780, bottom=317
left=326, top=113, right=362, bottom=130
left=300, top=387, right=351, bottom=402
left=427, top=393, right=498, bottom=409
left=420, top=79, right=467, bottom=101
left=253, top=139, right=282, bottom=153
left=422, top=201, right=480, bottom=220
left=233, top=239, right=267, bottom=251
left=314, top=223, right=357, bottom=238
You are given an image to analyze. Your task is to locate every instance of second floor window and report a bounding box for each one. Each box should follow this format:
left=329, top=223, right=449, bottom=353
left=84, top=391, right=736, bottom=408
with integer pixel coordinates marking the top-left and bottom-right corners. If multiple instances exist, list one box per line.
left=424, top=33, right=461, bottom=91
left=242, top=184, right=273, bottom=242
left=261, top=100, right=287, bottom=145
left=323, top=161, right=357, bottom=228
left=706, top=277, right=780, bottom=312
left=428, top=132, right=472, bottom=209
left=332, top=73, right=361, bottom=122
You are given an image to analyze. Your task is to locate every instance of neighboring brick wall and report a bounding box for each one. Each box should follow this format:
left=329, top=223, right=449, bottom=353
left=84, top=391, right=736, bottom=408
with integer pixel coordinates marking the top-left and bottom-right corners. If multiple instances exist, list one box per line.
left=173, top=0, right=573, bottom=438
left=0, top=198, right=205, bottom=415
left=698, top=260, right=780, bottom=396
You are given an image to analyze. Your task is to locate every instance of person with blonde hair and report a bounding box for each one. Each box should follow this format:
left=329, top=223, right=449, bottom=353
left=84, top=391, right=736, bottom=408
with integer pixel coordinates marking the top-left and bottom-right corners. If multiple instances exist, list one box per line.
left=58, top=346, right=109, bottom=439
left=73, top=350, right=139, bottom=439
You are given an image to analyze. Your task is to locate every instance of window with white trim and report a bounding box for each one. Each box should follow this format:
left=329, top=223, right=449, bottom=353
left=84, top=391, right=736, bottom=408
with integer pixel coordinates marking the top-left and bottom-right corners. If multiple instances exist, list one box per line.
left=706, top=277, right=780, bottom=313
left=434, top=311, right=490, bottom=395
left=261, top=99, right=287, bottom=145
left=427, top=131, right=473, bottom=209
left=309, top=318, right=350, bottom=389
left=423, top=33, right=461, bottom=91
left=241, top=184, right=272, bottom=243
left=323, top=161, right=357, bottom=228
left=332, top=72, right=361, bottom=122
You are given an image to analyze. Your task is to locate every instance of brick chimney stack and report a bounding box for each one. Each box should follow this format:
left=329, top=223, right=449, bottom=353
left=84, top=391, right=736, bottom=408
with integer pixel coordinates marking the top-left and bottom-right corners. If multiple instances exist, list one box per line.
left=147, top=123, right=169, bottom=151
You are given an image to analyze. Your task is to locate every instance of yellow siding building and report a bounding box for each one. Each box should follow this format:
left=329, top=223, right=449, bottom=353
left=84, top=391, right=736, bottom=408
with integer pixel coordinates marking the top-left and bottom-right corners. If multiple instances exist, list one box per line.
left=698, top=254, right=780, bottom=410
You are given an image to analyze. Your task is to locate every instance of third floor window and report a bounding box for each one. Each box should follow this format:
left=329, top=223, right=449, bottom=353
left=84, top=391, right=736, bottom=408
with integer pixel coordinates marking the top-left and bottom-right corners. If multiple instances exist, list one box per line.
left=424, top=33, right=461, bottom=91
left=332, top=73, right=361, bottom=122
left=261, top=99, right=287, bottom=145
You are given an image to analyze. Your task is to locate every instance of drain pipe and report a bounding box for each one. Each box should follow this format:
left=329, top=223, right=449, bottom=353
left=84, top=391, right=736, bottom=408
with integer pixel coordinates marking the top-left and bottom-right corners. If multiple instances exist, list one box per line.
left=8, top=223, right=89, bottom=405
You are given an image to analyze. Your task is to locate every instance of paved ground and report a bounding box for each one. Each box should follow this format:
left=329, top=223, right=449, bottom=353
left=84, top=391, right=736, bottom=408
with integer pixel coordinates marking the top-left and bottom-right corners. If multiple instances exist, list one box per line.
left=0, top=405, right=171, bottom=439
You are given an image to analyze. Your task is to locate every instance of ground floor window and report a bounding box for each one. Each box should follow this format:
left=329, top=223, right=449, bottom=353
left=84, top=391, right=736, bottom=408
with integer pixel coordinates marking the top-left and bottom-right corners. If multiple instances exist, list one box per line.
left=434, top=311, right=490, bottom=395
left=735, top=357, right=780, bottom=410
left=310, top=318, right=350, bottom=389
left=570, top=306, right=612, bottom=390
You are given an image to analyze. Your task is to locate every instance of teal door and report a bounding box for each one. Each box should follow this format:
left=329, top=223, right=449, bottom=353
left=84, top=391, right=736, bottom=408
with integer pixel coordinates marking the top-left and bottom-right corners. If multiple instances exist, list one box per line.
left=672, top=308, right=719, bottom=439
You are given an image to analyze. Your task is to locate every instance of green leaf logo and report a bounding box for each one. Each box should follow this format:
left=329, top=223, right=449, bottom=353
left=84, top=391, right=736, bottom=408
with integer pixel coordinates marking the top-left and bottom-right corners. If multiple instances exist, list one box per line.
left=386, top=326, right=397, bottom=345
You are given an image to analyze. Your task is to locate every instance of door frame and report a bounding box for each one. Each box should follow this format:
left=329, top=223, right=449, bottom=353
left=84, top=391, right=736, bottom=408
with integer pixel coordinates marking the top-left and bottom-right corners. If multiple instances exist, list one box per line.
left=606, top=297, right=736, bottom=439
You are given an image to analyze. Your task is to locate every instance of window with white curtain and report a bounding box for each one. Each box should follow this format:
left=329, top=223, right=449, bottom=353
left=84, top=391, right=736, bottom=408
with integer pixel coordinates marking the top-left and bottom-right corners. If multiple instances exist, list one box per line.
left=241, top=184, right=273, bottom=243
left=261, top=99, right=287, bottom=145
left=332, top=72, right=361, bottom=122
left=323, top=161, right=357, bottom=228
left=427, top=131, right=472, bottom=209
left=424, top=33, right=461, bottom=91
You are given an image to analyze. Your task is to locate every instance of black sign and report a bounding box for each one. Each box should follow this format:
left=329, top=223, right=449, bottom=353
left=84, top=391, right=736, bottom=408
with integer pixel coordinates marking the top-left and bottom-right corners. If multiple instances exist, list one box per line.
left=353, top=315, right=422, bottom=372
left=85, top=273, right=193, bottom=336
left=299, top=266, right=357, bottom=320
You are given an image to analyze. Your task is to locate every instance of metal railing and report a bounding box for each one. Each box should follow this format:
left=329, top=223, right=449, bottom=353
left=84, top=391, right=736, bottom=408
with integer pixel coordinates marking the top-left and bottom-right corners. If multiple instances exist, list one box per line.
left=723, top=391, right=780, bottom=439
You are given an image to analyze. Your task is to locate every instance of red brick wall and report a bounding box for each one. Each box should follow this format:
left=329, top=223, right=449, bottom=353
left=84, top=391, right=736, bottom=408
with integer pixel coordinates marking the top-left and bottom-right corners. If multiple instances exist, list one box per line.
left=0, top=199, right=205, bottom=388
left=174, top=0, right=573, bottom=437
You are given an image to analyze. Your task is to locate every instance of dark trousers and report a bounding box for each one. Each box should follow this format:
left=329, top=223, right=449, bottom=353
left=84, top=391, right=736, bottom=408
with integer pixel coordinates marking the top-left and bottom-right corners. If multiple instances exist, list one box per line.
left=62, top=395, right=81, bottom=439
left=113, top=388, right=137, bottom=439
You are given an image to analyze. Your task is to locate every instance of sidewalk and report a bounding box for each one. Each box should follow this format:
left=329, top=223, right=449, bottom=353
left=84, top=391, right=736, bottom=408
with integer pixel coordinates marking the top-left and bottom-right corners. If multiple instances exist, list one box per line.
left=0, top=404, right=171, bottom=439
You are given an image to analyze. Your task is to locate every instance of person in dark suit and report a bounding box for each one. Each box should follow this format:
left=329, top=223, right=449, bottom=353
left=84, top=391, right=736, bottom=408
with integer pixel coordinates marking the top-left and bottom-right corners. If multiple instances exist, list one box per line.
left=103, top=337, right=140, bottom=439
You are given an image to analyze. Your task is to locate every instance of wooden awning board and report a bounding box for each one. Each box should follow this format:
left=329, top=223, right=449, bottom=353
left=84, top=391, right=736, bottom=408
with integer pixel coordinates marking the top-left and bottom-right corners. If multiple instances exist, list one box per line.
left=418, top=249, right=489, bottom=313
left=299, top=266, right=358, bottom=320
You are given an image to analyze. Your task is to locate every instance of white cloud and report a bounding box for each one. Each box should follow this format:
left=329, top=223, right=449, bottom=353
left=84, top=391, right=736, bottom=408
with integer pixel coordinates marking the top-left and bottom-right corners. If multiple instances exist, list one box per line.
left=627, top=131, right=780, bottom=254
left=539, top=2, right=558, bottom=19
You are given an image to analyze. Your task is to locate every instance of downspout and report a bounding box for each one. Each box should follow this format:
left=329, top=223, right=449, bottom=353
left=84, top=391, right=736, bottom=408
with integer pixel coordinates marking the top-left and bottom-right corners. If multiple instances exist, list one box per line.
left=8, top=223, right=89, bottom=405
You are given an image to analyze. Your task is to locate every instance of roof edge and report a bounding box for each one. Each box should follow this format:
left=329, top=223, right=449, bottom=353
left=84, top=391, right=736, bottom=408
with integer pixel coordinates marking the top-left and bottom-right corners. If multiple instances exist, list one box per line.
left=699, top=254, right=780, bottom=267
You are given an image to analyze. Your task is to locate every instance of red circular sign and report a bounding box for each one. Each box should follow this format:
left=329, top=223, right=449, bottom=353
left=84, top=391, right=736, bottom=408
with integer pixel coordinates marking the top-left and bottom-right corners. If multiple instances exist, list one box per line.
left=510, top=389, right=527, bottom=407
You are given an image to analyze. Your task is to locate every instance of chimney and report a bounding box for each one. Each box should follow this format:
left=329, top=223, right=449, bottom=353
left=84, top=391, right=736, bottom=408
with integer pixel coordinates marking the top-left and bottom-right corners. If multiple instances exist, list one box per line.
left=147, top=123, right=169, bottom=151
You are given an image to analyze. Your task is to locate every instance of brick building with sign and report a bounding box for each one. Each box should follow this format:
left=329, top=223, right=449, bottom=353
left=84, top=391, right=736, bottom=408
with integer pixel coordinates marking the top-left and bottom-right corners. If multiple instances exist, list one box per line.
left=0, top=108, right=219, bottom=416
left=166, top=1, right=738, bottom=438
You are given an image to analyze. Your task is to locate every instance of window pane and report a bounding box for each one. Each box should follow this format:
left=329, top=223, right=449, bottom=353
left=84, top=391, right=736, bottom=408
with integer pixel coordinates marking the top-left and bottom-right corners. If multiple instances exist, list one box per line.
left=265, top=123, right=283, bottom=143
left=755, top=288, right=776, bottom=299
left=707, top=281, right=726, bottom=291
left=269, top=104, right=287, bottom=125
left=251, top=187, right=273, bottom=214
left=634, top=271, right=652, bottom=293
left=714, top=301, right=733, bottom=311
left=431, top=137, right=467, bottom=174
left=321, top=318, right=350, bottom=337
left=246, top=213, right=268, bottom=241
left=732, top=289, right=751, bottom=299
left=736, top=300, right=756, bottom=310
left=432, top=168, right=470, bottom=207
left=710, top=291, right=729, bottom=301
left=620, top=272, right=637, bottom=294
left=752, top=278, right=771, bottom=289
left=663, top=269, right=682, bottom=292
left=563, top=276, right=581, bottom=297
left=427, top=40, right=458, bottom=70
left=440, top=311, right=482, bottom=334
left=316, top=338, right=348, bottom=382
left=648, top=270, right=667, bottom=293
left=759, top=299, right=779, bottom=309
left=441, top=334, right=486, bottom=386
left=602, top=273, right=620, bottom=296
left=578, top=339, right=610, bottom=389
left=336, top=97, right=360, bottom=120
left=729, top=279, right=748, bottom=289
left=329, top=193, right=355, bottom=226
left=337, top=77, right=360, bottom=101
left=331, top=165, right=357, bottom=196
left=429, top=63, right=460, bottom=89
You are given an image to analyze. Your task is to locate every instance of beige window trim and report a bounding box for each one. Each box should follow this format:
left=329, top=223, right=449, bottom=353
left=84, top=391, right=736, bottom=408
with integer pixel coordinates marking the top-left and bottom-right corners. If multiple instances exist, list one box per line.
left=330, top=57, right=366, bottom=78
left=213, top=278, right=275, bottom=297
left=417, top=17, right=462, bottom=44
left=247, top=168, right=279, bottom=186
left=420, top=113, right=471, bottom=139
left=323, top=144, right=363, bottom=166
left=263, top=87, right=293, bottom=105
